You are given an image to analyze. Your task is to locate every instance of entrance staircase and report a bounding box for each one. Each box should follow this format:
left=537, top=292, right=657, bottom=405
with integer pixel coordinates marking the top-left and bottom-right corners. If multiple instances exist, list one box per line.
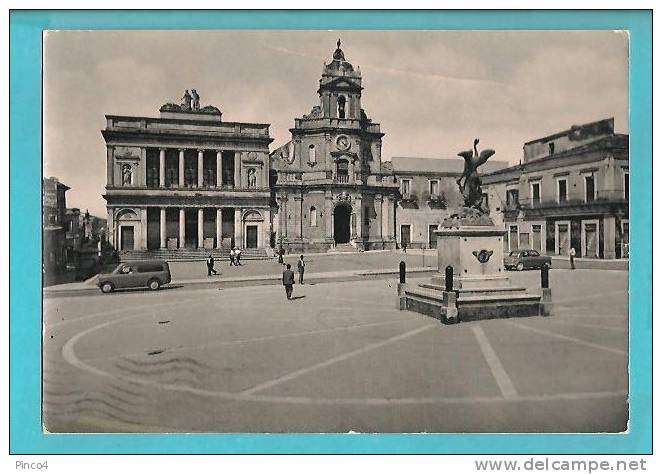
left=329, top=243, right=360, bottom=253
left=119, top=247, right=270, bottom=262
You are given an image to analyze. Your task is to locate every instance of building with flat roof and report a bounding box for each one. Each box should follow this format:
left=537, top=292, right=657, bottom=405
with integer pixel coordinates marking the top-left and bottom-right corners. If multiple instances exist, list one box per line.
left=390, top=156, right=507, bottom=248
left=102, top=91, right=273, bottom=255
left=481, top=118, right=629, bottom=259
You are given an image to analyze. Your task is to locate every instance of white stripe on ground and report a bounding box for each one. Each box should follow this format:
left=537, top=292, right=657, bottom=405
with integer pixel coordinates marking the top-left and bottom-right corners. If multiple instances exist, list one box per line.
left=61, top=309, right=628, bottom=406
left=544, top=320, right=627, bottom=332
left=81, top=317, right=417, bottom=363
left=507, top=322, right=628, bottom=356
left=471, top=325, right=518, bottom=400
left=239, top=324, right=436, bottom=396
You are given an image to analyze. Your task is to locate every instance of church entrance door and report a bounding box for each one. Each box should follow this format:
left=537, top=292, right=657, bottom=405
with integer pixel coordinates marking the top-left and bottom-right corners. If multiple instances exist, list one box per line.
left=334, top=204, right=351, bottom=244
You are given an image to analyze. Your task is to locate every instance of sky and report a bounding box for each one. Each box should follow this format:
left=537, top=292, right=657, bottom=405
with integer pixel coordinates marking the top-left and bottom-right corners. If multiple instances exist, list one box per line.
left=43, top=30, right=628, bottom=216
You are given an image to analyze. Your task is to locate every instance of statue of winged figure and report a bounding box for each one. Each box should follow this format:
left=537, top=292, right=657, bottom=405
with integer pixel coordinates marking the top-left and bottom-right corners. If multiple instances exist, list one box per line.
left=456, top=138, right=496, bottom=211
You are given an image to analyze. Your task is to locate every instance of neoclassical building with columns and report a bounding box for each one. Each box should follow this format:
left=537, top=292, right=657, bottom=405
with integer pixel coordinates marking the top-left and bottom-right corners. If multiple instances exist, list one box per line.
left=102, top=95, right=273, bottom=253
left=270, top=40, right=399, bottom=252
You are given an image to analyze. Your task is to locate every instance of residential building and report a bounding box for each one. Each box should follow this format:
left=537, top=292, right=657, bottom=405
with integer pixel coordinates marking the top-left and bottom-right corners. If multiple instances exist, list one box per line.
left=389, top=157, right=506, bottom=249
left=481, top=118, right=629, bottom=259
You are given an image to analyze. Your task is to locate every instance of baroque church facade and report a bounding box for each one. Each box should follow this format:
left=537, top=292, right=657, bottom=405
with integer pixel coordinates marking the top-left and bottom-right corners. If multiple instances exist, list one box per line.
left=270, top=41, right=399, bottom=252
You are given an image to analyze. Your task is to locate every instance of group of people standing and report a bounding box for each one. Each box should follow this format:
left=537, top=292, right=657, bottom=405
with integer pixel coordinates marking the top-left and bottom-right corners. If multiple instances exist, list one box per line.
left=206, top=247, right=242, bottom=276
left=282, top=254, right=306, bottom=300
left=206, top=245, right=307, bottom=301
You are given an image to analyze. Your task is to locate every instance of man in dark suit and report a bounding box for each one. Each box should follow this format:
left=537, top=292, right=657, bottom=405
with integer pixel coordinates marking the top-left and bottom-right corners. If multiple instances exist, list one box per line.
left=282, top=263, right=295, bottom=300
left=297, top=255, right=305, bottom=284
left=206, top=254, right=217, bottom=276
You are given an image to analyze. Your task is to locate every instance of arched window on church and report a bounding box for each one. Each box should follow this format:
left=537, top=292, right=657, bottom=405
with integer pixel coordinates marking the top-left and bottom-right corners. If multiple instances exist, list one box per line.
left=310, top=206, right=317, bottom=227
left=308, top=145, right=316, bottom=164
left=337, top=95, right=346, bottom=119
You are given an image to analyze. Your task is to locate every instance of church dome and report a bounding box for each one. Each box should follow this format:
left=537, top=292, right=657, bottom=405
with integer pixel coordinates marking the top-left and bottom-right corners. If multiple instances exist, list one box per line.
left=326, top=39, right=354, bottom=73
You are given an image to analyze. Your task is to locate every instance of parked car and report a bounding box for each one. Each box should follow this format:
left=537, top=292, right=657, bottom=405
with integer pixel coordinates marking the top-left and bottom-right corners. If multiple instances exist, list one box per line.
left=504, top=249, right=552, bottom=271
left=96, top=260, right=171, bottom=293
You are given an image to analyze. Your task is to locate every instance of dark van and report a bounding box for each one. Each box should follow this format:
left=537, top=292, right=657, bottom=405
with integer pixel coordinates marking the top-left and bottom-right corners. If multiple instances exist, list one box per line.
left=96, top=260, right=171, bottom=293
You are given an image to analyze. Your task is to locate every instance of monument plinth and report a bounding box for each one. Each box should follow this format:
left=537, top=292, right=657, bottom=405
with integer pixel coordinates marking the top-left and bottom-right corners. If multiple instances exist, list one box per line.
left=397, top=139, right=551, bottom=323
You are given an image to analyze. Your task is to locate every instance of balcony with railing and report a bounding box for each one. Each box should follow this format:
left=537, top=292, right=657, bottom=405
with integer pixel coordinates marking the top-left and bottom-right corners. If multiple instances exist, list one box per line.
left=517, top=188, right=628, bottom=216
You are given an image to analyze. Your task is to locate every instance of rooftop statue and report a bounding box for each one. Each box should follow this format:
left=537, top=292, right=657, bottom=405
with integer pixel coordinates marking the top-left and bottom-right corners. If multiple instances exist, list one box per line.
left=181, top=89, right=192, bottom=110
left=456, top=138, right=496, bottom=212
left=191, top=89, right=200, bottom=111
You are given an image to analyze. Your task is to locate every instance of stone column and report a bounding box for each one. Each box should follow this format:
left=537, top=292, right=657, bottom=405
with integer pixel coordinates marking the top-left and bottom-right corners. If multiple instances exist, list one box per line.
left=262, top=162, right=269, bottom=189
left=107, top=209, right=114, bottom=247
left=234, top=208, right=242, bottom=248
left=325, top=194, right=334, bottom=241
left=234, top=152, right=241, bottom=188
left=178, top=149, right=185, bottom=187
left=140, top=208, right=148, bottom=250
left=353, top=198, right=362, bottom=239
left=197, top=207, right=204, bottom=248
left=159, top=148, right=166, bottom=188
left=278, top=196, right=287, bottom=240
left=140, top=148, right=147, bottom=186
left=106, top=146, right=114, bottom=186
left=216, top=208, right=223, bottom=248
left=381, top=195, right=389, bottom=239
left=603, top=215, right=616, bottom=259
left=197, top=149, right=204, bottom=187
left=159, top=207, right=166, bottom=248
left=216, top=151, right=223, bottom=187
left=375, top=194, right=383, bottom=239
left=294, top=195, right=303, bottom=239
left=348, top=158, right=355, bottom=184
left=179, top=208, right=185, bottom=248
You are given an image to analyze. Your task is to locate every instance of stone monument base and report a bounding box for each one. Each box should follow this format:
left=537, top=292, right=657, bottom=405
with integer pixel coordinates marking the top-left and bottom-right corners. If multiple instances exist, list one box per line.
left=398, top=208, right=549, bottom=323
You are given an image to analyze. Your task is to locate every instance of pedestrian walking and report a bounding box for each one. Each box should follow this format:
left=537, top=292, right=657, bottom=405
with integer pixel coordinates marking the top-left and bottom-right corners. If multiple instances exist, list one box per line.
left=235, top=247, right=242, bottom=266
left=282, top=263, right=295, bottom=300
left=297, top=255, right=305, bottom=284
left=278, top=245, right=284, bottom=264
left=229, top=247, right=236, bottom=266
left=569, top=246, right=576, bottom=270
left=206, top=254, right=218, bottom=276
left=402, top=241, right=408, bottom=253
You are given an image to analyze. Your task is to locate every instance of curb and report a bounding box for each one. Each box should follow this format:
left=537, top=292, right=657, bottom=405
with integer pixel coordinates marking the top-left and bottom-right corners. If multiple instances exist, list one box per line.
left=43, top=267, right=438, bottom=295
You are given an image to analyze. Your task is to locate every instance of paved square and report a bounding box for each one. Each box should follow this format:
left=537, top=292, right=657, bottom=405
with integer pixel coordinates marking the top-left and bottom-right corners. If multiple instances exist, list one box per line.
left=43, top=268, right=628, bottom=433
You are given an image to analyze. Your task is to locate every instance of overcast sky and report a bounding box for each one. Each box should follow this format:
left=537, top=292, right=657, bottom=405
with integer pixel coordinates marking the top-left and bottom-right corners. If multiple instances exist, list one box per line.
left=43, top=30, right=628, bottom=216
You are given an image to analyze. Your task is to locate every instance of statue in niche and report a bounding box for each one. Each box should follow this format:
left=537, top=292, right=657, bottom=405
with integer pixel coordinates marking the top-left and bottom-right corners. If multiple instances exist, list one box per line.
left=456, top=138, right=495, bottom=211
left=247, top=168, right=257, bottom=188
left=191, top=89, right=200, bottom=110
left=121, top=164, right=132, bottom=186
left=181, top=90, right=192, bottom=110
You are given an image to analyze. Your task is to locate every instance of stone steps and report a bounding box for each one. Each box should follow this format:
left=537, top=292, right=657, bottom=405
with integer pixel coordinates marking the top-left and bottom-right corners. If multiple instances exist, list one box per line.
left=418, top=283, right=527, bottom=297
left=119, top=248, right=270, bottom=262
left=401, top=285, right=542, bottom=323
left=329, top=244, right=360, bottom=253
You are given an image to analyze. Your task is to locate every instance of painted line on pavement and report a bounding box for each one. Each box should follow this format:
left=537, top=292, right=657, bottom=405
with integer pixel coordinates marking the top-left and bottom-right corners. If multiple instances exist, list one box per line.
left=471, top=325, right=518, bottom=400
left=543, top=320, right=627, bottom=332
left=81, top=317, right=418, bottom=363
left=240, top=324, right=436, bottom=396
left=507, top=321, right=628, bottom=356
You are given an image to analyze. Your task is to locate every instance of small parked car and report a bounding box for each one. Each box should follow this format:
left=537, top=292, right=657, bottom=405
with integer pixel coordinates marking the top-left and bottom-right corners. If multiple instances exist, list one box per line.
left=504, top=249, right=552, bottom=271
left=96, top=260, right=171, bottom=293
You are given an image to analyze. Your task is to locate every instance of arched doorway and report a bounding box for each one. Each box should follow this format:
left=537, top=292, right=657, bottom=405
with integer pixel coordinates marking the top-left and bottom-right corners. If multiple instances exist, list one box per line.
left=334, top=204, right=351, bottom=244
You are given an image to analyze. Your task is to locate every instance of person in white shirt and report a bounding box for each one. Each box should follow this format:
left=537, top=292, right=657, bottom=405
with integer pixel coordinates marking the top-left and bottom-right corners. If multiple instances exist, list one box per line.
left=569, top=247, right=576, bottom=270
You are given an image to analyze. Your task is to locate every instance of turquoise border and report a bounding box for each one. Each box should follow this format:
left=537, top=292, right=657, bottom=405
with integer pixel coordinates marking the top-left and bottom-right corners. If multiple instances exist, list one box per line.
left=10, top=10, right=652, bottom=454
